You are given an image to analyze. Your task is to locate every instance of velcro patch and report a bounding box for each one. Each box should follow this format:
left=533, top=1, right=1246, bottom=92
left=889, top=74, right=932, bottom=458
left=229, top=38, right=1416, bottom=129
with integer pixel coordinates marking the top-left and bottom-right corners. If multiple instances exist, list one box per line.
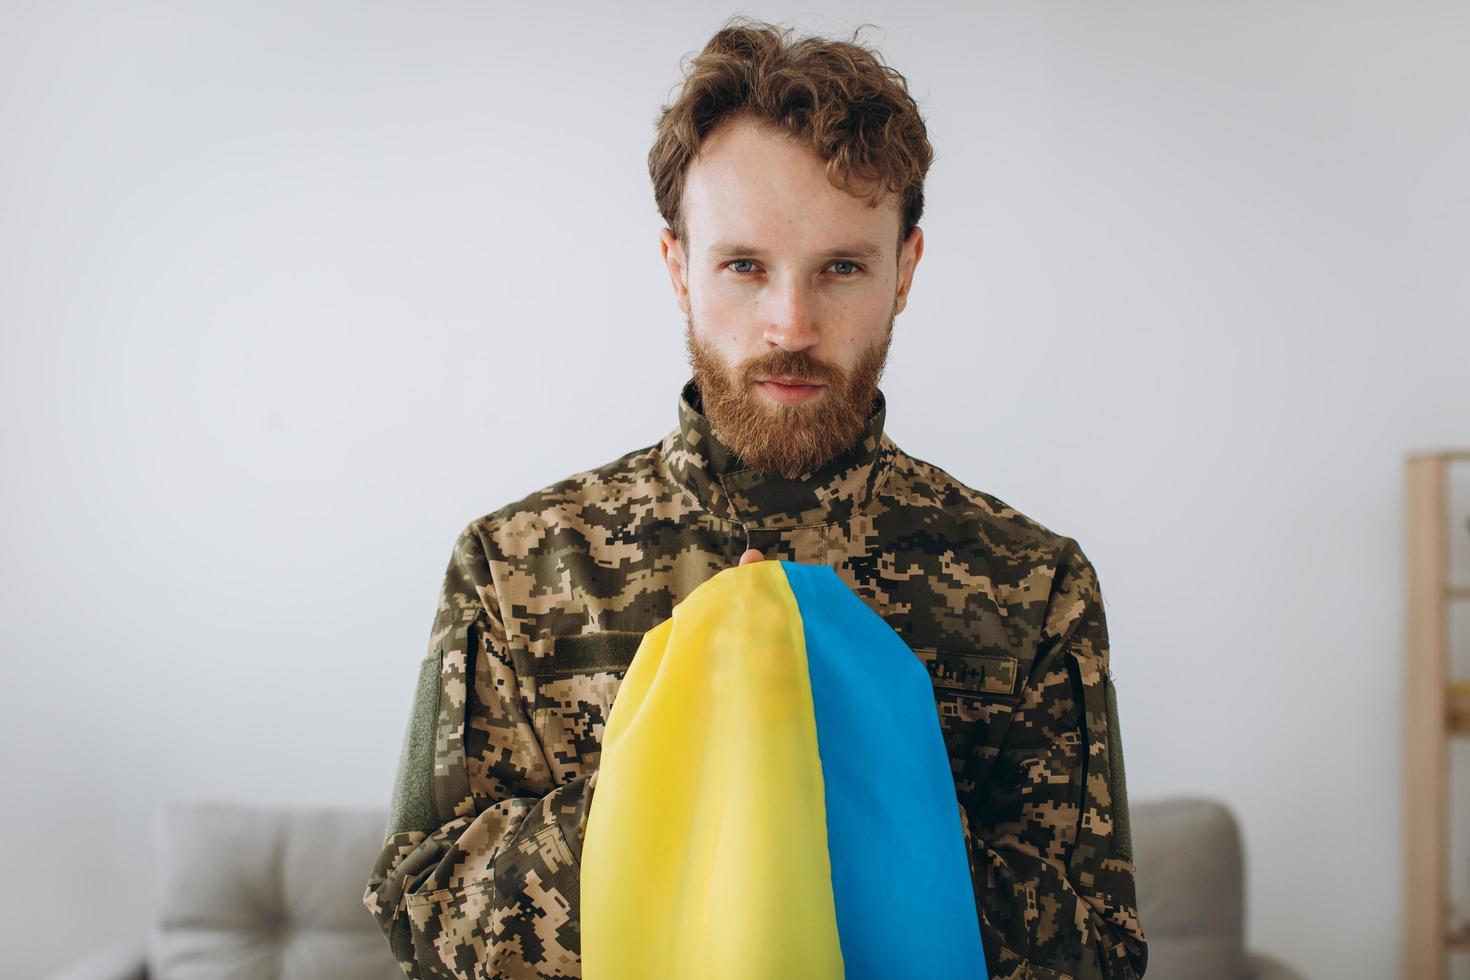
left=532, top=630, right=645, bottom=676
left=922, top=649, right=1020, bottom=698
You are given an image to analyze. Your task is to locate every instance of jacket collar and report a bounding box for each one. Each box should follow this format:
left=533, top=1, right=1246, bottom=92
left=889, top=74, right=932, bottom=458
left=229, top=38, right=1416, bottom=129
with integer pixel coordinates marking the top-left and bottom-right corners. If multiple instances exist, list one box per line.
left=661, top=377, right=895, bottom=529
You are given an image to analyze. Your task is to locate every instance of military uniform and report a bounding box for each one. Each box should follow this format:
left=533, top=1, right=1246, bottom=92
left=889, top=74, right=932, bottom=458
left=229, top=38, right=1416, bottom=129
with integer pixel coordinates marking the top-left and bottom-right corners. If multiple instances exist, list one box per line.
left=363, top=378, right=1148, bottom=980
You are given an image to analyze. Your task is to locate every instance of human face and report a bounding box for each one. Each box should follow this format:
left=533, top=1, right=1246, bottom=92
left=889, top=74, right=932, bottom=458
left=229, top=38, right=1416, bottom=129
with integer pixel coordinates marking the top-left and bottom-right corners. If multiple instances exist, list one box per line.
left=659, top=114, right=924, bottom=478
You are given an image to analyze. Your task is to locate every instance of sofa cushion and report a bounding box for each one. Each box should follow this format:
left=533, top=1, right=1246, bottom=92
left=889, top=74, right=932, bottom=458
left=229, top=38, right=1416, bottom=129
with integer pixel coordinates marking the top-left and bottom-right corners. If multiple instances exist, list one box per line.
left=141, top=794, right=1259, bottom=979
left=148, top=800, right=402, bottom=980
left=1131, top=796, right=1246, bottom=979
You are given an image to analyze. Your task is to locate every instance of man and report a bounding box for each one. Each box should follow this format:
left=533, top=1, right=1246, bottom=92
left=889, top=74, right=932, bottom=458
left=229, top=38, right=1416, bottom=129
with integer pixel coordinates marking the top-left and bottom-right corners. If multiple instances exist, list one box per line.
left=364, top=16, right=1147, bottom=980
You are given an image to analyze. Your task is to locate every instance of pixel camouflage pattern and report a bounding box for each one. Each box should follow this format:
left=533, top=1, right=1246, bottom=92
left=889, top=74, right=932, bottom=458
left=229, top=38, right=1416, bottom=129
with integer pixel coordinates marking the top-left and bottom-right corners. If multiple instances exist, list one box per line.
left=362, top=378, right=1148, bottom=980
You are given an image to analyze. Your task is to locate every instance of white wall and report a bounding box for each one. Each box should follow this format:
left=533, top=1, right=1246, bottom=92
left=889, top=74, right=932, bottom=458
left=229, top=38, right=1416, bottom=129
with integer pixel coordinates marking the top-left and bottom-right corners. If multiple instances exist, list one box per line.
left=3, top=2, right=1467, bottom=977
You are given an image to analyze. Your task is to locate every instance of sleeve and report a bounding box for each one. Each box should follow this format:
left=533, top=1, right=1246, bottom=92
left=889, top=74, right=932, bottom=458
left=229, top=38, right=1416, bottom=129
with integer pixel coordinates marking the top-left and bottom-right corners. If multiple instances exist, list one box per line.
left=962, top=538, right=1148, bottom=980
left=362, top=522, right=594, bottom=980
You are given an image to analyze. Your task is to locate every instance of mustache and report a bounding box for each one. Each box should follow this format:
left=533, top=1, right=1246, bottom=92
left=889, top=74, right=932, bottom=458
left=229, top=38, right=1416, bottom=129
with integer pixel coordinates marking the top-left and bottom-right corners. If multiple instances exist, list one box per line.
left=740, top=353, right=840, bottom=388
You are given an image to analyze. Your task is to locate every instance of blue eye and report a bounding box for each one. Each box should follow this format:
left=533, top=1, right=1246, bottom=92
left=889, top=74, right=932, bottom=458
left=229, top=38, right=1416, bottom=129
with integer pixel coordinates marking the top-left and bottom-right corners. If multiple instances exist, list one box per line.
left=723, top=259, right=862, bottom=276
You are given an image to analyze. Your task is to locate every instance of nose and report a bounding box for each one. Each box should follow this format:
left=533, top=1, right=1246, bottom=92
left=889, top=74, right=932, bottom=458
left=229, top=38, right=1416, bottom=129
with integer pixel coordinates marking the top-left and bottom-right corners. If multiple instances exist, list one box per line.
left=761, top=275, right=819, bottom=351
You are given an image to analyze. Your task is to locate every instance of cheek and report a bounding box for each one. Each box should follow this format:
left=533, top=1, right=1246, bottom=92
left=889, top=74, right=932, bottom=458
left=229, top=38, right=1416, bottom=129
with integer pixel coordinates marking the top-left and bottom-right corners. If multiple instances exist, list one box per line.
left=831, top=288, right=894, bottom=339
left=692, top=272, right=745, bottom=312
left=691, top=278, right=750, bottom=333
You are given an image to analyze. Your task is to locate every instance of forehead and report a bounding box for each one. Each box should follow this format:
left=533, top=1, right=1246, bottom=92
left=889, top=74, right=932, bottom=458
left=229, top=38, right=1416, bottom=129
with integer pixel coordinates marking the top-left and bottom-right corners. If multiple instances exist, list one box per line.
left=682, top=115, right=899, bottom=254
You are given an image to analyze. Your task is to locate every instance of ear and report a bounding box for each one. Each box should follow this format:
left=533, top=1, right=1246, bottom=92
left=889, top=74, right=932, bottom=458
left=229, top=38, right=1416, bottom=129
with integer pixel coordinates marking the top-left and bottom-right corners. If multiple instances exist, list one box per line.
left=893, top=225, right=924, bottom=317
left=659, top=227, right=691, bottom=317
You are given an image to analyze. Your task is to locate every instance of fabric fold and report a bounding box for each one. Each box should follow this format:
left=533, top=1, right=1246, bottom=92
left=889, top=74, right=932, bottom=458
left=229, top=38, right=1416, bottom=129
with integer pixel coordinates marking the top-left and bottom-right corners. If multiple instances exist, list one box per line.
left=580, top=559, right=986, bottom=980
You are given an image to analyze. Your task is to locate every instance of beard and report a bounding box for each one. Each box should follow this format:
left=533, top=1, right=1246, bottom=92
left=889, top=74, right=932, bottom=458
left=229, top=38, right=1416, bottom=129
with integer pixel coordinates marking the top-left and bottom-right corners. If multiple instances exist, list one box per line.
left=684, top=313, right=893, bottom=479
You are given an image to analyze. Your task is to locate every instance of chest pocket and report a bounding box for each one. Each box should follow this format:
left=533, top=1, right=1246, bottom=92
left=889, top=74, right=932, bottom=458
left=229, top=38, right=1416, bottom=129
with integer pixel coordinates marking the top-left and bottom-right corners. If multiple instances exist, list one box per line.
left=518, top=630, right=645, bottom=782
left=909, top=645, right=1024, bottom=787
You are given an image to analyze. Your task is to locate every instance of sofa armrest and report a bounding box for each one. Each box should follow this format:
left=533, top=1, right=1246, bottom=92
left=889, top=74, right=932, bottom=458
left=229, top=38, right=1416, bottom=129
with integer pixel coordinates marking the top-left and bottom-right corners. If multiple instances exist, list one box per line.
left=45, top=942, right=147, bottom=980
left=1247, top=950, right=1307, bottom=980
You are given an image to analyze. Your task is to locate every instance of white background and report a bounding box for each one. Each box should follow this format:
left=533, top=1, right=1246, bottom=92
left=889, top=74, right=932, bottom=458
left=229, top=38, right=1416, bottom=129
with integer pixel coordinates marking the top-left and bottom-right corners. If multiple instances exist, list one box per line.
left=3, top=2, right=1468, bottom=978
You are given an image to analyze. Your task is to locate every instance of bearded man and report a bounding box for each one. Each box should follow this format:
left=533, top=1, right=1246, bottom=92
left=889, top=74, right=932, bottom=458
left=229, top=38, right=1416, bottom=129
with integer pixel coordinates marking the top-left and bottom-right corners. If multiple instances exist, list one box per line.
left=365, top=16, right=1148, bottom=980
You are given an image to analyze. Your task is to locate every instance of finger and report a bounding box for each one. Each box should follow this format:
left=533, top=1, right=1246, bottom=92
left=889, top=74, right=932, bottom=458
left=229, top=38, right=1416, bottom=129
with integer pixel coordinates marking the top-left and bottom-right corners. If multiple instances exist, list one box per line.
left=738, top=548, right=765, bottom=566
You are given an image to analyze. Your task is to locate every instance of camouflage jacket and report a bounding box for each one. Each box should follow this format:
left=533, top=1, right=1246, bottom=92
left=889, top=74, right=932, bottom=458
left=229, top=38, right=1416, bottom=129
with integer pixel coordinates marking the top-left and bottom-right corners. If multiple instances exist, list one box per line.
left=363, top=378, right=1148, bottom=980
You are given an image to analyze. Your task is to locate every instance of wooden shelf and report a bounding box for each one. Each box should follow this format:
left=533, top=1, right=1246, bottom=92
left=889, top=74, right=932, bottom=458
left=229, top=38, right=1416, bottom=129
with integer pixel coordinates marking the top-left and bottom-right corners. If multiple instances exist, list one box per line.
left=1405, top=452, right=1470, bottom=980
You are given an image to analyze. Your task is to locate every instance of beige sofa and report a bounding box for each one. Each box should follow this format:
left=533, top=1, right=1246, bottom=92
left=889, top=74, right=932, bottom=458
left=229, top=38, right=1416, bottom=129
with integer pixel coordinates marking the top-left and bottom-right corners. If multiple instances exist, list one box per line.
left=49, top=795, right=1304, bottom=979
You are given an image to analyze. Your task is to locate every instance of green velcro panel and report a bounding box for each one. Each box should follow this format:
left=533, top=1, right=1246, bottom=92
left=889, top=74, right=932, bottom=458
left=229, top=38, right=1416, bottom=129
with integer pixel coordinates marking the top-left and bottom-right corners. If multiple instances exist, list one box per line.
left=1104, top=674, right=1133, bottom=862
left=536, top=630, right=645, bottom=675
left=386, top=651, right=442, bottom=836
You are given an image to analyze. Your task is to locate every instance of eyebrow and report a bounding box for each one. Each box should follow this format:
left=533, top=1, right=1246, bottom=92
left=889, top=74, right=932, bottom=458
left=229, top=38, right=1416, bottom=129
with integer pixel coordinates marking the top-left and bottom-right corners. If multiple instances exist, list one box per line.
left=707, top=240, right=884, bottom=261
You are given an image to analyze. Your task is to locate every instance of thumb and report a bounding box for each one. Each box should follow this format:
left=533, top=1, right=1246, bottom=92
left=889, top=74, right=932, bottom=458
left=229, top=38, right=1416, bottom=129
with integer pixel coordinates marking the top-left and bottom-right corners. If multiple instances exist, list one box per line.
left=738, top=548, right=765, bottom=566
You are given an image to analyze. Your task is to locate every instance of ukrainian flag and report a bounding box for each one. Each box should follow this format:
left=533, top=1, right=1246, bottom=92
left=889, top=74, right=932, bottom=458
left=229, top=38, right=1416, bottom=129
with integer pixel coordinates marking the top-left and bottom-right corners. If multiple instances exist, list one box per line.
left=580, top=560, right=987, bottom=979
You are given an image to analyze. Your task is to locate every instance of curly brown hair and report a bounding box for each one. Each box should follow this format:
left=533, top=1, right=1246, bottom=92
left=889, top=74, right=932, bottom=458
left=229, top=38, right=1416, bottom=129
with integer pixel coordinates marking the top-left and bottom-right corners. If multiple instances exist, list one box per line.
left=649, top=16, right=934, bottom=257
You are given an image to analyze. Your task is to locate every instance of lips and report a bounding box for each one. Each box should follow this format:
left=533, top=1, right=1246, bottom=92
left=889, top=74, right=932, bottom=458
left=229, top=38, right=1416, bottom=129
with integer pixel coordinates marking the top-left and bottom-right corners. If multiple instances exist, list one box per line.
left=756, top=378, right=826, bottom=405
